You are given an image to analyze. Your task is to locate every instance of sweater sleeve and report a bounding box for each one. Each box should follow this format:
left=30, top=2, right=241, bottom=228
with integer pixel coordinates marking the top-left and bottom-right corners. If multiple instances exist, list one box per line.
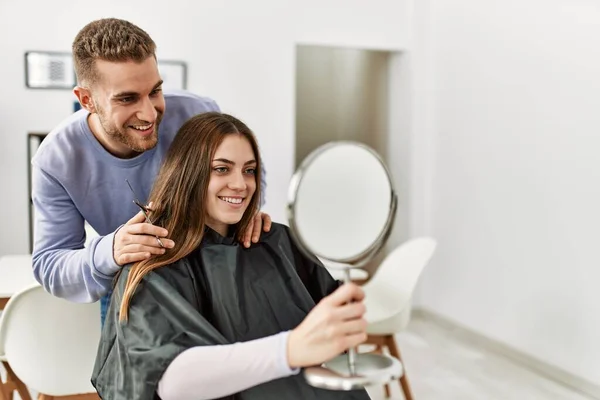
left=31, top=165, right=119, bottom=303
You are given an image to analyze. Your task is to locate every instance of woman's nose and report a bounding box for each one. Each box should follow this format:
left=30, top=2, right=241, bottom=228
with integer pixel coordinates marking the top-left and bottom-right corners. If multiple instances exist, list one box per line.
left=228, top=172, right=247, bottom=190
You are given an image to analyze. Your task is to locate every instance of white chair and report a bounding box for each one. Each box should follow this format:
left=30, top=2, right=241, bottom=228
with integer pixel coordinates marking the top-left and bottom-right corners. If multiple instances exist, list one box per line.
left=0, top=255, right=37, bottom=310
left=0, top=283, right=101, bottom=400
left=362, top=237, right=437, bottom=399
left=0, top=351, right=31, bottom=400
left=0, top=254, right=37, bottom=400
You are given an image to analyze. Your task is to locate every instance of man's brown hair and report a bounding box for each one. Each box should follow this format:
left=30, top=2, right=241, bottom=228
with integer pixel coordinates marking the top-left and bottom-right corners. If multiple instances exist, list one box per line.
left=72, top=18, right=156, bottom=85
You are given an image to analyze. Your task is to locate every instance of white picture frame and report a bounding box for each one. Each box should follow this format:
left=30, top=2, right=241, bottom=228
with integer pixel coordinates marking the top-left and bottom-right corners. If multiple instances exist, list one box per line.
left=25, top=51, right=76, bottom=89
left=158, top=60, right=188, bottom=90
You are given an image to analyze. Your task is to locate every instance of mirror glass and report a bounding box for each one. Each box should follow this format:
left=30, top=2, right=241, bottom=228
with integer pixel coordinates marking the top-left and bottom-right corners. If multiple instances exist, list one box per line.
left=288, top=142, right=395, bottom=265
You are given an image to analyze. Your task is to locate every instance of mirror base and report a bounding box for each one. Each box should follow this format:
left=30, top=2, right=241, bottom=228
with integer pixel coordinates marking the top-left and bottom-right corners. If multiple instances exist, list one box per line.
left=304, top=353, right=403, bottom=391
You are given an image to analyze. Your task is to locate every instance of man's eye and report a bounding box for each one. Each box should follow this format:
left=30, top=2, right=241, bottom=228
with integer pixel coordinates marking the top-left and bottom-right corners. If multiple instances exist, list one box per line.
left=119, top=97, right=134, bottom=104
left=151, top=88, right=162, bottom=96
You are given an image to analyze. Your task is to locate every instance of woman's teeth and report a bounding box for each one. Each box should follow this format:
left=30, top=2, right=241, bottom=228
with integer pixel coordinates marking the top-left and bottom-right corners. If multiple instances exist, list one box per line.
left=219, top=197, right=243, bottom=204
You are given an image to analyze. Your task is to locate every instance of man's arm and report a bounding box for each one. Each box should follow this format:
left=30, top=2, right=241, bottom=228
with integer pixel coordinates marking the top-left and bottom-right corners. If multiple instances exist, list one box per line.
left=31, top=166, right=119, bottom=303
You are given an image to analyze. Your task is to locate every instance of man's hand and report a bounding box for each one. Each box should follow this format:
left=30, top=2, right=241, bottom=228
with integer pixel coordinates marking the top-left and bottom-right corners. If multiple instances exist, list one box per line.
left=286, top=283, right=367, bottom=368
left=113, top=209, right=175, bottom=266
left=241, top=211, right=272, bottom=248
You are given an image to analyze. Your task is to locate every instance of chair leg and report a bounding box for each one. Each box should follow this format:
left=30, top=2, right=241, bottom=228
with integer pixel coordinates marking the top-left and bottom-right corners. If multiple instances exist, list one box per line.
left=0, top=378, right=10, bottom=400
left=372, top=345, right=392, bottom=398
left=386, top=335, right=414, bottom=400
left=0, top=361, right=13, bottom=400
left=3, top=363, right=31, bottom=400
left=39, top=394, right=99, bottom=400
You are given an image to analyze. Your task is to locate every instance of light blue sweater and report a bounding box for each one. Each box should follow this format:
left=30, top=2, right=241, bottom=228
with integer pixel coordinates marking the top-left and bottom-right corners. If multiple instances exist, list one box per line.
left=31, top=90, right=266, bottom=319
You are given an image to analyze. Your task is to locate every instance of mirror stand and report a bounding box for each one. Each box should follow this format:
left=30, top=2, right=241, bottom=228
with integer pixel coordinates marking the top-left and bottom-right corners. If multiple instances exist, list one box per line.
left=303, top=267, right=403, bottom=391
left=287, top=141, right=403, bottom=391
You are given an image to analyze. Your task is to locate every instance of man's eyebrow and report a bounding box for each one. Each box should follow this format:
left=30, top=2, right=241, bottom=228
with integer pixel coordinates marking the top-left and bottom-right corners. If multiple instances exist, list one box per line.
left=113, top=80, right=164, bottom=99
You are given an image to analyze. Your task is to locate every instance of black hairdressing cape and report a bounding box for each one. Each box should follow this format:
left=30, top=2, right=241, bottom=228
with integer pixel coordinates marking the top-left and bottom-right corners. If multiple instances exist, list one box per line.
left=91, top=223, right=370, bottom=400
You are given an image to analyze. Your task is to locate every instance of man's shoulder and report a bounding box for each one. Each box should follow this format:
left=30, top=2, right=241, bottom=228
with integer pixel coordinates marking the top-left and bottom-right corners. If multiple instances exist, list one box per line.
left=258, top=222, right=292, bottom=242
left=32, top=110, right=90, bottom=168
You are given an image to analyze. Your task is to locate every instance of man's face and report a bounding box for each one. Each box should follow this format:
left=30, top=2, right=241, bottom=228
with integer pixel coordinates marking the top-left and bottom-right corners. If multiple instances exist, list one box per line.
left=86, top=57, right=165, bottom=158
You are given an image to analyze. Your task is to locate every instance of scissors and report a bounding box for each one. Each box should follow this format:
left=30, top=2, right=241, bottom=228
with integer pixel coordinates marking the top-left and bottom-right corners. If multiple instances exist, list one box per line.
left=125, top=179, right=165, bottom=248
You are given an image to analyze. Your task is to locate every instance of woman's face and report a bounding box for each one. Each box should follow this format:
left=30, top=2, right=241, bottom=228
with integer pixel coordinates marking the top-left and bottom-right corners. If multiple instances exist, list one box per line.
left=205, top=134, right=257, bottom=236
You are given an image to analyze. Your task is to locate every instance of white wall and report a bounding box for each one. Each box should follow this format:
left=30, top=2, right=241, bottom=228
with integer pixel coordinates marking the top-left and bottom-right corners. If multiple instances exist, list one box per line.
left=416, top=0, right=600, bottom=386
left=0, top=0, right=409, bottom=256
left=295, top=46, right=389, bottom=165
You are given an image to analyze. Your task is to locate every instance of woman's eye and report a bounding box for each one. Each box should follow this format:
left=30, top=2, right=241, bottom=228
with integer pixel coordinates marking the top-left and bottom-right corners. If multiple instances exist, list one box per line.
left=214, top=167, right=228, bottom=173
left=245, top=168, right=256, bottom=175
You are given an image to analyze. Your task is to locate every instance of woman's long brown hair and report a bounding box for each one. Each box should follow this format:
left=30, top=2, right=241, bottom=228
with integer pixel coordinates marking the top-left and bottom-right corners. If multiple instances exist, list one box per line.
left=119, top=112, right=262, bottom=321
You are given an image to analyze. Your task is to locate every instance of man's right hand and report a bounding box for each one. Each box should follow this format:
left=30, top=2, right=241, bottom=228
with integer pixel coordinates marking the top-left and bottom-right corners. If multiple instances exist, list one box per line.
left=287, top=283, right=368, bottom=369
left=113, top=209, right=175, bottom=266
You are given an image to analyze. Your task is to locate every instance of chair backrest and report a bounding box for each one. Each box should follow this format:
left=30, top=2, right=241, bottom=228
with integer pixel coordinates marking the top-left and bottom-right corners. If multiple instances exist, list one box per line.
left=0, top=283, right=101, bottom=396
left=363, top=237, right=437, bottom=324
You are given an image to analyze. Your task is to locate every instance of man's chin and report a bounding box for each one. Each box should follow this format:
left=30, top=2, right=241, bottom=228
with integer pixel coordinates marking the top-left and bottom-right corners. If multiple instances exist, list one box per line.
left=130, top=134, right=158, bottom=152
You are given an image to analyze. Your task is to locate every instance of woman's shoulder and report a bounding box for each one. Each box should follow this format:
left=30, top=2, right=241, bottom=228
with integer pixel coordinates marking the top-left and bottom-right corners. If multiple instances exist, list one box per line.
left=116, top=257, right=200, bottom=311
left=118, top=257, right=197, bottom=294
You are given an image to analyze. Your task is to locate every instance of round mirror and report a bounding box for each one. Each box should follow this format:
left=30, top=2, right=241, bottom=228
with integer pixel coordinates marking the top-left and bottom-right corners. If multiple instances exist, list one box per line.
left=288, top=141, right=397, bottom=267
left=287, top=141, right=402, bottom=391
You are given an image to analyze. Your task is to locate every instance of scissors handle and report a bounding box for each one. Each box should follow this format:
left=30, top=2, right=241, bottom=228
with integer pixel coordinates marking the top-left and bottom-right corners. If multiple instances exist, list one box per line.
left=133, top=200, right=165, bottom=248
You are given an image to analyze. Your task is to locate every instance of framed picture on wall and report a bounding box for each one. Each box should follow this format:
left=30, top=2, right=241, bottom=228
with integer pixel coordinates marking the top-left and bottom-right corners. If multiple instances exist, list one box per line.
left=158, top=60, right=187, bottom=90
left=25, top=51, right=76, bottom=90
left=27, top=132, right=48, bottom=252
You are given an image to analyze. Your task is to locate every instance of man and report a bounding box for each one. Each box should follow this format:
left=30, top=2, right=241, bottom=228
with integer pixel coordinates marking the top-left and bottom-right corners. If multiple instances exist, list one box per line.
left=31, top=18, right=271, bottom=321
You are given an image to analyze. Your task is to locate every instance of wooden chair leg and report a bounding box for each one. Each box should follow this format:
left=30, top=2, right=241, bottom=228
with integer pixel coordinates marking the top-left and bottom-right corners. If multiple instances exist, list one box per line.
left=1, top=360, right=13, bottom=400
left=0, top=378, right=10, bottom=400
left=385, top=335, right=413, bottom=400
left=371, top=345, right=392, bottom=398
left=3, top=362, right=31, bottom=400
left=384, top=380, right=391, bottom=398
left=365, top=336, right=395, bottom=398
left=39, top=394, right=99, bottom=400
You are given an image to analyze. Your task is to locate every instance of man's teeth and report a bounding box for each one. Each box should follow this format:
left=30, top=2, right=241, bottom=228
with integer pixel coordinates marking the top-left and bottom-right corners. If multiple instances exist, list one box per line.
left=220, top=197, right=243, bottom=204
left=132, top=124, right=152, bottom=131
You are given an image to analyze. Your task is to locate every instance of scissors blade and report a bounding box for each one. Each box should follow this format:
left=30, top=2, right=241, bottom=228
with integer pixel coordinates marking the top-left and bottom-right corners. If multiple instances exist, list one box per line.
left=125, top=179, right=165, bottom=248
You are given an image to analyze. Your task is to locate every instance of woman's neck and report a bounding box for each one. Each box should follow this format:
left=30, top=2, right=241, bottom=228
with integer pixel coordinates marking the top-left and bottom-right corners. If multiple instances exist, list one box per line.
left=205, top=221, right=228, bottom=237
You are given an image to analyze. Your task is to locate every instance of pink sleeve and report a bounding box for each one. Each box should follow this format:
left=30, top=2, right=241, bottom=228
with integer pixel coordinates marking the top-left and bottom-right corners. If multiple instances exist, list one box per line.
left=157, top=331, right=299, bottom=400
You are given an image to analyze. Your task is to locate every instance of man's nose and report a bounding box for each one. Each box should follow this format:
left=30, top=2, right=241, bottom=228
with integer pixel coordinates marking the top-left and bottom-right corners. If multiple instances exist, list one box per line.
left=137, top=97, right=158, bottom=122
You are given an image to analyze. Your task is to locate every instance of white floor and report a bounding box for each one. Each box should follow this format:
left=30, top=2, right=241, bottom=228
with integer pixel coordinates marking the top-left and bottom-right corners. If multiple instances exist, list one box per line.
left=365, top=314, right=595, bottom=400
left=1, top=313, right=596, bottom=400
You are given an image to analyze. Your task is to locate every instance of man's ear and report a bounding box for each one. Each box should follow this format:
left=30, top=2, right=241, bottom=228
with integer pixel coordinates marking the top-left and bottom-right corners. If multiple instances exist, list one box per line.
left=73, top=86, right=96, bottom=113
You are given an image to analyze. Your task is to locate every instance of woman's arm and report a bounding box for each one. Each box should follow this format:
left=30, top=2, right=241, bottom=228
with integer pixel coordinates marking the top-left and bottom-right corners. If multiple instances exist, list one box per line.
left=157, top=331, right=297, bottom=400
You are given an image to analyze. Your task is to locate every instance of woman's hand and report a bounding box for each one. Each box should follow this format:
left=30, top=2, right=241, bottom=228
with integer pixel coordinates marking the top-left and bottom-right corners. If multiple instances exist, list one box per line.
left=286, top=283, right=367, bottom=368
left=241, top=211, right=272, bottom=248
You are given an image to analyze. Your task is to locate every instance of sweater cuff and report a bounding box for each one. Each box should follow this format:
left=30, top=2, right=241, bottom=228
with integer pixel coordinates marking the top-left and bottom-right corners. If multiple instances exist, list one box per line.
left=92, top=229, right=121, bottom=277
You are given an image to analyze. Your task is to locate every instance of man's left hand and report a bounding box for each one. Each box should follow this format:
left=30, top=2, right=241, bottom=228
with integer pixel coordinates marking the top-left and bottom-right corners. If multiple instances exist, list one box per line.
left=242, top=211, right=272, bottom=248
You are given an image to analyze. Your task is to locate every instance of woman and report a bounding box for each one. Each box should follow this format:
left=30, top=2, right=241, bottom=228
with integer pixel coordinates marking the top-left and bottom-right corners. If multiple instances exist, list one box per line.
left=92, top=112, right=371, bottom=400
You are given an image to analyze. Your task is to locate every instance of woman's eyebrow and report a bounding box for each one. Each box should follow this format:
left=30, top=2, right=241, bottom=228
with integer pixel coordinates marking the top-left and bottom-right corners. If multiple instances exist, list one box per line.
left=212, top=158, right=257, bottom=166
